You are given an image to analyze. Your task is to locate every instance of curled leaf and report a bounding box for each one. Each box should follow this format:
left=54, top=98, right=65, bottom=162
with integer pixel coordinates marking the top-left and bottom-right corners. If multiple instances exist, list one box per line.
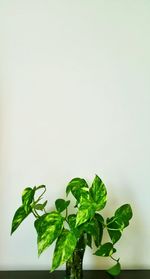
left=22, top=187, right=35, bottom=214
left=107, top=262, right=121, bottom=276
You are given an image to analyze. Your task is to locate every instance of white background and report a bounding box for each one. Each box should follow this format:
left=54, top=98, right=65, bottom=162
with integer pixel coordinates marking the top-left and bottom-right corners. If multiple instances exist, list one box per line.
left=0, top=0, right=150, bottom=271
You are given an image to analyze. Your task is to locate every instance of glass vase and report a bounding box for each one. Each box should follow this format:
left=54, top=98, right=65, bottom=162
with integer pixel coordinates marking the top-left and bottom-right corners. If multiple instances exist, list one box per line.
left=65, top=234, right=86, bottom=279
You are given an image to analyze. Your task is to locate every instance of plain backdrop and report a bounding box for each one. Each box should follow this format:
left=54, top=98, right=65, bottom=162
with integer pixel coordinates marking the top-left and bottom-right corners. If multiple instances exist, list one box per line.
left=0, top=0, right=150, bottom=271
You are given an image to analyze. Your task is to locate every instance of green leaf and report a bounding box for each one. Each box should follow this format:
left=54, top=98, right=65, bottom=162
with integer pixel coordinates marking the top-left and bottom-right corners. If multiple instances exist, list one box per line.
left=67, top=214, right=84, bottom=238
left=115, top=204, right=133, bottom=228
left=108, top=229, right=122, bottom=244
left=35, top=185, right=46, bottom=191
left=34, top=200, right=47, bottom=211
left=81, top=219, right=95, bottom=235
left=11, top=205, right=31, bottom=234
left=106, top=217, right=122, bottom=244
left=34, top=211, right=63, bottom=256
left=107, top=262, right=121, bottom=276
left=83, top=213, right=104, bottom=247
left=93, top=215, right=103, bottom=247
left=106, top=204, right=133, bottom=244
left=89, top=175, right=107, bottom=211
left=94, top=242, right=116, bottom=257
left=68, top=214, right=76, bottom=230
left=94, top=213, right=104, bottom=224
left=78, top=217, right=103, bottom=248
left=76, top=198, right=96, bottom=226
left=66, top=178, right=88, bottom=195
left=66, top=178, right=89, bottom=201
left=34, top=185, right=46, bottom=201
left=68, top=213, right=102, bottom=244
left=22, top=187, right=35, bottom=214
left=51, top=229, right=77, bottom=272
left=86, top=234, right=92, bottom=248
left=55, top=199, right=70, bottom=213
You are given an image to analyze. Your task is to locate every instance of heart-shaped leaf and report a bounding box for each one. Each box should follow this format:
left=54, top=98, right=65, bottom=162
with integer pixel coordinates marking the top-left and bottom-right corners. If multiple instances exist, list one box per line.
left=76, top=198, right=96, bottom=226
left=22, top=187, right=35, bottom=214
left=115, top=204, right=133, bottom=227
left=34, top=200, right=47, bottom=211
left=107, top=262, right=121, bottom=276
left=11, top=205, right=31, bottom=234
left=94, top=242, right=116, bottom=257
left=55, top=199, right=70, bottom=213
left=51, top=229, right=77, bottom=272
left=66, top=178, right=89, bottom=201
left=106, top=204, right=133, bottom=244
left=34, top=211, right=63, bottom=256
left=89, top=175, right=107, bottom=211
left=106, top=217, right=122, bottom=244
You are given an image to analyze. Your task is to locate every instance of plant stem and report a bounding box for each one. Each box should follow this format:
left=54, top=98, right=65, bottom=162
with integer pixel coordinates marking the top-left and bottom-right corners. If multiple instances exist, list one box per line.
left=32, top=210, right=38, bottom=218
left=106, top=228, right=122, bottom=231
left=66, top=207, right=68, bottom=219
left=35, top=186, right=46, bottom=204
left=110, top=255, right=119, bottom=262
left=34, top=209, right=40, bottom=218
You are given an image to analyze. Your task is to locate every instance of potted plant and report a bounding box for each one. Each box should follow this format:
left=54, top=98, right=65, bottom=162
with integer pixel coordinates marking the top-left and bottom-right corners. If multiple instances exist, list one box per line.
left=11, top=175, right=133, bottom=278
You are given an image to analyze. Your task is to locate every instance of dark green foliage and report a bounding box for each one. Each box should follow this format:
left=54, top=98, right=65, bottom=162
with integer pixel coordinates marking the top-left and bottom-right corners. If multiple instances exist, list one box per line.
left=107, top=262, right=121, bottom=276
left=106, top=204, right=133, bottom=244
left=55, top=199, right=70, bottom=213
left=94, top=242, right=116, bottom=257
left=11, top=175, right=133, bottom=277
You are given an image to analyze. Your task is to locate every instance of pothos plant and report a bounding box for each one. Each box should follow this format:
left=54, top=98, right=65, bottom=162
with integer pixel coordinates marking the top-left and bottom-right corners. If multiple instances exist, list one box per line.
left=11, top=175, right=133, bottom=278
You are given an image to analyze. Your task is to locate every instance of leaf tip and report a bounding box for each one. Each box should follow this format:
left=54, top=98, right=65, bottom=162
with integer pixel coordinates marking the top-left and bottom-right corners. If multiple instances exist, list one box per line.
left=38, top=248, right=42, bottom=257
left=50, top=265, right=56, bottom=273
left=107, top=262, right=121, bottom=276
left=10, top=225, right=15, bottom=235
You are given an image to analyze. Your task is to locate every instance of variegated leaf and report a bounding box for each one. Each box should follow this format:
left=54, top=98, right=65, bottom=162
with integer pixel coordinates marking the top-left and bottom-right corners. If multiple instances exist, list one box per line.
left=34, top=211, right=63, bottom=255
left=94, top=242, right=116, bottom=257
left=115, top=204, right=133, bottom=227
left=76, top=198, right=96, bottom=226
left=11, top=205, right=31, bottom=234
left=89, top=175, right=107, bottom=211
left=51, top=229, right=77, bottom=272
left=106, top=204, right=133, bottom=244
left=66, top=178, right=89, bottom=201
left=106, top=217, right=122, bottom=244
left=22, top=187, right=35, bottom=214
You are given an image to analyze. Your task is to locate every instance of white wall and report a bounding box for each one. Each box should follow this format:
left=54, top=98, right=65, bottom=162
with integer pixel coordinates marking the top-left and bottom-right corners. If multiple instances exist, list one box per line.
left=0, top=0, right=150, bottom=271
